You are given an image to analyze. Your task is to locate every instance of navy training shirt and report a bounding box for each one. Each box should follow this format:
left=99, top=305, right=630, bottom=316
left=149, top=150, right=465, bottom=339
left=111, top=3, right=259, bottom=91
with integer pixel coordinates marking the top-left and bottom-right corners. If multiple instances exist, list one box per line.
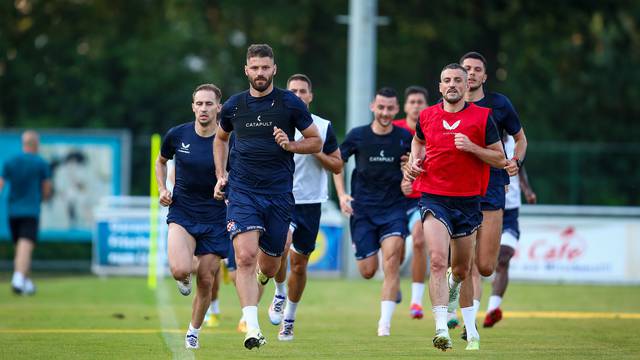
left=219, top=87, right=313, bottom=194
left=1, top=153, right=50, bottom=217
left=160, top=122, right=226, bottom=224
left=340, top=125, right=412, bottom=210
left=474, top=92, right=522, bottom=186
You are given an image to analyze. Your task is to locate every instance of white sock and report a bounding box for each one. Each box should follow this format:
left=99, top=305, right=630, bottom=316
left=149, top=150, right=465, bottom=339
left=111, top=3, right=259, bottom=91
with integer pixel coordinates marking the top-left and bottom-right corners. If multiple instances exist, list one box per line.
left=211, top=299, right=220, bottom=315
left=432, top=305, right=448, bottom=332
left=275, top=281, right=286, bottom=297
left=461, top=306, right=480, bottom=340
left=488, top=295, right=502, bottom=311
left=188, top=322, right=200, bottom=336
left=473, top=299, right=480, bottom=313
left=11, top=272, right=24, bottom=287
left=284, top=299, right=298, bottom=321
left=379, top=300, right=396, bottom=327
left=447, top=309, right=458, bottom=320
left=242, top=306, right=260, bottom=331
left=410, top=282, right=425, bottom=306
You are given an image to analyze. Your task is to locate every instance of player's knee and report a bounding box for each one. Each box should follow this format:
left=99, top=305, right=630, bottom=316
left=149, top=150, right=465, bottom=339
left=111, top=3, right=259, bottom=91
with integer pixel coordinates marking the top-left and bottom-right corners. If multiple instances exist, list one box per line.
left=429, top=253, right=447, bottom=275
left=170, top=265, right=190, bottom=281
left=452, top=263, right=470, bottom=281
left=476, top=261, right=496, bottom=277
left=290, top=257, right=308, bottom=276
left=497, top=248, right=513, bottom=269
left=412, top=235, right=426, bottom=251
left=360, top=267, right=376, bottom=279
left=196, top=273, right=214, bottom=290
left=235, top=250, right=257, bottom=269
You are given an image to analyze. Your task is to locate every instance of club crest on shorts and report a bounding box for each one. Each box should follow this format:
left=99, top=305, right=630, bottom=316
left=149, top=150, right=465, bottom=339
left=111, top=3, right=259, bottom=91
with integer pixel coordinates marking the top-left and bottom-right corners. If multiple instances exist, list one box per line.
left=227, top=220, right=237, bottom=233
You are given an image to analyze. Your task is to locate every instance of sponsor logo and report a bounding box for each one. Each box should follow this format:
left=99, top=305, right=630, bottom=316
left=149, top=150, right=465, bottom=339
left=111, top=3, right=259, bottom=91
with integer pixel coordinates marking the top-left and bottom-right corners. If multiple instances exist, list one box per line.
left=177, top=142, right=190, bottom=154
left=369, top=149, right=395, bottom=163
left=245, top=114, right=273, bottom=127
left=443, top=119, right=461, bottom=130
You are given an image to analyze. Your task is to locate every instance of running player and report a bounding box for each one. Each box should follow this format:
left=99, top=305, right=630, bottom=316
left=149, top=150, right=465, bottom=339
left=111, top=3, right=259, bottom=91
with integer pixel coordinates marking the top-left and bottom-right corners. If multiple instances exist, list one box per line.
left=454, top=51, right=526, bottom=341
left=266, top=73, right=342, bottom=341
left=155, top=83, right=228, bottom=350
left=213, top=44, right=322, bottom=350
left=483, top=134, right=536, bottom=327
left=405, top=63, right=506, bottom=351
left=333, top=87, right=412, bottom=337
left=393, top=86, right=430, bottom=319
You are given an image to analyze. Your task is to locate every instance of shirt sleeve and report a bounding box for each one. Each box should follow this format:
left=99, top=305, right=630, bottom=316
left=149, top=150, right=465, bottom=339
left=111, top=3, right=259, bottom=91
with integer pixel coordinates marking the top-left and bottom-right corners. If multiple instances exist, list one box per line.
left=415, top=118, right=425, bottom=140
left=219, top=97, right=236, bottom=133
left=285, top=92, right=314, bottom=132
left=339, top=128, right=359, bottom=162
left=500, top=95, right=522, bottom=135
left=485, top=115, right=501, bottom=145
left=322, top=123, right=339, bottom=154
left=160, top=127, right=177, bottom=160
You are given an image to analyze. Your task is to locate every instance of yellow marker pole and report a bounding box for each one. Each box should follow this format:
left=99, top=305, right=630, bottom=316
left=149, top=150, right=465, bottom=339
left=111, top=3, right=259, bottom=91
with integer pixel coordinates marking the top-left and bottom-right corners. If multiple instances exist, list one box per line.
left=148, top=133, right=161, bottom=289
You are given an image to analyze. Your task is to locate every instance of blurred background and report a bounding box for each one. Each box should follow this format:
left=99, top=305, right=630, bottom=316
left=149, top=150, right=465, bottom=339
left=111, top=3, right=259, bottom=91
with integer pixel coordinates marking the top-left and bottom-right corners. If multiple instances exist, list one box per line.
left=1, top=0, right=639, bottom=274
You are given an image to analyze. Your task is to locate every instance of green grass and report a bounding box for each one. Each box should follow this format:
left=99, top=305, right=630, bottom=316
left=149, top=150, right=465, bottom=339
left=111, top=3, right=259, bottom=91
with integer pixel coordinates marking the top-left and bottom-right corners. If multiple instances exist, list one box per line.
left=0, top=275, right=639, bottom=359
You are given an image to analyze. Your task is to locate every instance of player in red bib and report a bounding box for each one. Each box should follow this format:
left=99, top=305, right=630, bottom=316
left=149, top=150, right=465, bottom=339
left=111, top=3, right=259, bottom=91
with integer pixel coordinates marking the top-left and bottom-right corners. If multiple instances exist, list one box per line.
left=393, top=86, right=430, bottom=320
left=405, top=63, right=507, bottom=351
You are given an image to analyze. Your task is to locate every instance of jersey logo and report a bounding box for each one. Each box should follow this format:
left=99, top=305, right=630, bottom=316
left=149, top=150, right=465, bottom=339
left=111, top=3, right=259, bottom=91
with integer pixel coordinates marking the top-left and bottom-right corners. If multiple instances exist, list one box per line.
left=369, top=149, right=395, bottom=163
left=257, top=115, right=262, bottom=121
left=178, top=142, right=191, bottom=154
left=442, top=120, right=461, bottom=130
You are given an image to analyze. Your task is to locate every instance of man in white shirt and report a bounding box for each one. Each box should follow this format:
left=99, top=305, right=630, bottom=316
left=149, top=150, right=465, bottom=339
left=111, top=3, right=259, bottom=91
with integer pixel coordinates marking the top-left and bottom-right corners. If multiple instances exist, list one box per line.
left=267, top=74, right=342, bottom=341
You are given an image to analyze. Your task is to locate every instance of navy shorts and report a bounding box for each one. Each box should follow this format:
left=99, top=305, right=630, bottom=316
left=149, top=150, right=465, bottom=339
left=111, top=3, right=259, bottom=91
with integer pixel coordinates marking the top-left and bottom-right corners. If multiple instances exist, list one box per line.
left=350, top=207, right=407, bottom=260
left=226, top=187, right=294, bottom=257
left=290, top=203, right=322, bottom=256
left=480, top=183, right=506, bottom=211
left=419, top=193, right=482, bottom=239
left=168, top=218, right=229, bottom=258
left=9, top=217, right=39, bottom=243
left=502, top=208, right=520, bottom=239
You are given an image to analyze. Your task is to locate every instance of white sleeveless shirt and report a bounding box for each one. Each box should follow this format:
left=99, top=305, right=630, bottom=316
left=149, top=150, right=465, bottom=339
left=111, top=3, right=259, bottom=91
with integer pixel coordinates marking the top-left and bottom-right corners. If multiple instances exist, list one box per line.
left=292, top=114, right=332, bottom=204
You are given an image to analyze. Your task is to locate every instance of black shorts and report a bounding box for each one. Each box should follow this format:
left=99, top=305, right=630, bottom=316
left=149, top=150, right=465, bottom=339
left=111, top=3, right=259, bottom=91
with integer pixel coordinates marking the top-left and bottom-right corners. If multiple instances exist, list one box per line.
left=9, top=217, right=39, bottom=243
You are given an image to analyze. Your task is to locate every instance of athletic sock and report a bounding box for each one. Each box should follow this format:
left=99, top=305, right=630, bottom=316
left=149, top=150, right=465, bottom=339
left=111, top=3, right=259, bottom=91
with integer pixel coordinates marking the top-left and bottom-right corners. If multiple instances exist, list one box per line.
left=211, top=299, right=220, bottom=315
left=11, top=272, right=24, bottom=287
left=275, top=281, right=286, bottom=297
left=461, top=306, right=480, bottom=340
left=242, top=306, right=260, bottom=331
left=432, top=305, right=448, bottom=332
left=410, top=282, right=425, bottom=306
left=284, top=299, right=298, bottom=321
left=473, top=299, right=480, bottom=313
left=379, top=300, right=396, bottom=327
left=488, top=295, right=502, bottom=312
left=187, top=322, right=200, bottom=337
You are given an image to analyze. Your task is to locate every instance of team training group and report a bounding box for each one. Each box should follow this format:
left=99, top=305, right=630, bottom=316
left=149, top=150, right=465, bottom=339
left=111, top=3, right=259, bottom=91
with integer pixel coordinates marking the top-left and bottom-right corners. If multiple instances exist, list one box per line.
left=153, top=43, right=537, bottom=352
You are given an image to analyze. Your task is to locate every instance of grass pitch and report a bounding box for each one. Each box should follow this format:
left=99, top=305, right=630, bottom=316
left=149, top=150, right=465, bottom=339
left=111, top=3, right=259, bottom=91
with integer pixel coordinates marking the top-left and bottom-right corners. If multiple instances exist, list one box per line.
left=1, top=274, right=639, bottom=359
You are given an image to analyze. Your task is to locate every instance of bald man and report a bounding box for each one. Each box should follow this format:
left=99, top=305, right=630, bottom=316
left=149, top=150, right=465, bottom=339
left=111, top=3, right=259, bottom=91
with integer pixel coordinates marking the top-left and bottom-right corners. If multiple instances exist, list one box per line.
left=0, top=130, right=52, bottom=295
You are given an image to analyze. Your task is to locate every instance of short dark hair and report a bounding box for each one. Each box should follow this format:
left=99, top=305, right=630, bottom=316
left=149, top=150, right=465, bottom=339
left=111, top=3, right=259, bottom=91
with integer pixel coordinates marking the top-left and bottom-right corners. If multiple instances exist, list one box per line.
left=376, top=87, right=398, bottom=99
left=287, top=73, right=312, bottom=91
left=246, top=44, right=274, bottom=60
left=441, top=63, right=468, bottom=75
left=459, top=51, right=488, bottom=71
left=404, top=85, right=428, bottom=102
left=192, top=83, right=222, bottom=103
